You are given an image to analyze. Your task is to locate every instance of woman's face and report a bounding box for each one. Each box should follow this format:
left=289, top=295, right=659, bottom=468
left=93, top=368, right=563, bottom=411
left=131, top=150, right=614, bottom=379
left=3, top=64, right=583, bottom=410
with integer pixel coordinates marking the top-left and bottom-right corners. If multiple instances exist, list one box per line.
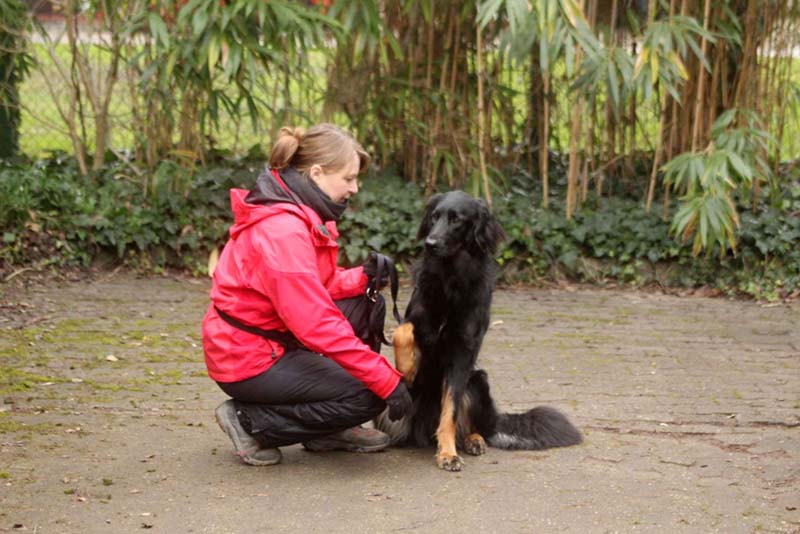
left=309, top=151, right=360, bottom=203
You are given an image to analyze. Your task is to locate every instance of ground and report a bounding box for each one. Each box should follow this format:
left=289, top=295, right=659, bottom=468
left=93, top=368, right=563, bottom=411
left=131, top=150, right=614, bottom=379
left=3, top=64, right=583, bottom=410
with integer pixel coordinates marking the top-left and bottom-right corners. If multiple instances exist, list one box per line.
left=0, top=272, right=798, bottom=534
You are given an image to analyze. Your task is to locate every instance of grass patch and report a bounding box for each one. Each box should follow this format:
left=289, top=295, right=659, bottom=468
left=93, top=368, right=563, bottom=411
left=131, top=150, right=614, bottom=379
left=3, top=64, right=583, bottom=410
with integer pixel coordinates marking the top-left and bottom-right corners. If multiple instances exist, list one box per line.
left=0, top=412, right=56, bottom=435
left=0, top=367, right=67, bottom=395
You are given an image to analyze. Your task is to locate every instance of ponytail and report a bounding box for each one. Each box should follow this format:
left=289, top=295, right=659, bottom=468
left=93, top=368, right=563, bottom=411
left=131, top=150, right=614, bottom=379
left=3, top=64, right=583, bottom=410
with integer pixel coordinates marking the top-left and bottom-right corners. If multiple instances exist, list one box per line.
left=268, top=127, right=306, bottom=170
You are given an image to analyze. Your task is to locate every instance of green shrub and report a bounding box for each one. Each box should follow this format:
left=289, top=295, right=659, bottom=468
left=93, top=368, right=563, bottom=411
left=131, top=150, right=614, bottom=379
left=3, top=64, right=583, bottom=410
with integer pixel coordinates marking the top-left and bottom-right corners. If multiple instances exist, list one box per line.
left=1, top=154, right=798, bottom=301
left=338, top=173, right=426, bottom=267
left=0, top=157, right=254, bottom=273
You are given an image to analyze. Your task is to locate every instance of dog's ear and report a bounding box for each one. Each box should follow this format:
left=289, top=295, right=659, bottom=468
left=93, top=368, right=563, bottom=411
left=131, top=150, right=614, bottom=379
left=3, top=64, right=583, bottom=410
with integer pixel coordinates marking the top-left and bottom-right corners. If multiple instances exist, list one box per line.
left=417, top=193, right=444, bottom=240
left=472, top=199, right=506, bottom=255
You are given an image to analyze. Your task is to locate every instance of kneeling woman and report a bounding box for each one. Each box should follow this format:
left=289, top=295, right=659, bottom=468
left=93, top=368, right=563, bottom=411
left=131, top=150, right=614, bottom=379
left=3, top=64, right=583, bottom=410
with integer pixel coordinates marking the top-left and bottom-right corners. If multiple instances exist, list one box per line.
left=202, top=124, right=411, bottom=465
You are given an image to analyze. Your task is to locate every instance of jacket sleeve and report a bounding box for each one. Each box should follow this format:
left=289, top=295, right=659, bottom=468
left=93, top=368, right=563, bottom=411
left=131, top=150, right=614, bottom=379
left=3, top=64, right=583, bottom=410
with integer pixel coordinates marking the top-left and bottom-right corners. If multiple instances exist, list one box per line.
left=326, top=266, right=368, bottom=301
left=250, top=219, right=401, bottom=399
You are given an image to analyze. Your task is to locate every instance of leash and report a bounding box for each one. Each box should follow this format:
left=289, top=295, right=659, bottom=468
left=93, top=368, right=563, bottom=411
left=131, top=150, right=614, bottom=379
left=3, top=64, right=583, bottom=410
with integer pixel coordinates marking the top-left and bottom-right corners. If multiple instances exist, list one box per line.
left=366, top=253, right=402, bottom=346
left=366, top=252, right=401, bottom=323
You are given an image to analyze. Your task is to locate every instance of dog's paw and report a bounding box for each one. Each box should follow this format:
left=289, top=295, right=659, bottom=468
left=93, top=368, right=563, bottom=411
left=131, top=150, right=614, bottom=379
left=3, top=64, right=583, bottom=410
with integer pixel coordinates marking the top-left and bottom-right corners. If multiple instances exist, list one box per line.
left=436, top=451, right=463, bottom=471
left=463, top=433, right=487, bottom=456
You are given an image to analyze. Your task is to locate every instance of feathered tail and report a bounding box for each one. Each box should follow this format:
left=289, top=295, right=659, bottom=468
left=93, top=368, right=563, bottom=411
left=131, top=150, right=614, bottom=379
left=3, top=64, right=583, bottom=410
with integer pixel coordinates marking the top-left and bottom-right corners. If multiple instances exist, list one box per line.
left=487, top=406, right=582, bottom=450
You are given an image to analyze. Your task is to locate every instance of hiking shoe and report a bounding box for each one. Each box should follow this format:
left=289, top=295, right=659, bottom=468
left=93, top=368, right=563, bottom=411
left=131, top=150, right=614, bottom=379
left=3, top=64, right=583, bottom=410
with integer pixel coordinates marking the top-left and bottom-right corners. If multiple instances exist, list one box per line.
left=303, top=426, right=390, bottom=453
left=215, top=400, right=282, bottom=466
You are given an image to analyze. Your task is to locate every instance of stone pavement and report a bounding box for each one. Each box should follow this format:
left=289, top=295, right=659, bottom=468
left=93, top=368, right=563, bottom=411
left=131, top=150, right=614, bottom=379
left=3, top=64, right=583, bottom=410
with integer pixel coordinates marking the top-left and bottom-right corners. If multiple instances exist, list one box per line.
left=0, top=275, right=797, bottom=533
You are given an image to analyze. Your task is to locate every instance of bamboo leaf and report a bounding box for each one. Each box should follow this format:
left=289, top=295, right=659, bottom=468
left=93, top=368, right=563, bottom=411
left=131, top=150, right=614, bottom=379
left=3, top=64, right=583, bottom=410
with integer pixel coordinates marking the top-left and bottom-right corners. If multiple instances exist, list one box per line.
left=148, top=13, right=169, bottom=47
left=607, top=60, right=619, bottom=108
left=668, top=51, right=688, bottom=79
left=207, top=34, right=220, bottom=73
left=564, top=35, right=575, bottom=76
left=650, top=52, right=659, bottom=86
left=507, top=0, right=531, bottom=35
left=727, top=151, right=752, bottom=182
left=539, top=34, right=550, bottom=73
left=192, top=7, right=209, bottom=40
left=634, top=48, right=648, bottom=79
left=477, top=0, right=505, bottom=29
left=560, top=0, right=584, bottom=28
left=664, top=81, right=681, bottom=103
left=698, top=203, right=708, bottom=249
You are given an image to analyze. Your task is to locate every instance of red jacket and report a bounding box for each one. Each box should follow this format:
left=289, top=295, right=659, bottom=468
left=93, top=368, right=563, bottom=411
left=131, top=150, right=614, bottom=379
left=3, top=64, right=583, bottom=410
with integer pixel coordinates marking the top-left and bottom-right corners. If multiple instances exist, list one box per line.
left=202, top=182, right=401, bottom=400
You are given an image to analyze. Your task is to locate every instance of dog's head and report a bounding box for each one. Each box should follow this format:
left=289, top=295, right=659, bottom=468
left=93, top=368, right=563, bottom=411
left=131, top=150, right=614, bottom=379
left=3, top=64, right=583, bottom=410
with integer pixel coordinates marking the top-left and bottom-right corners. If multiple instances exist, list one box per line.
left=417, top=191, right=506, bottom=258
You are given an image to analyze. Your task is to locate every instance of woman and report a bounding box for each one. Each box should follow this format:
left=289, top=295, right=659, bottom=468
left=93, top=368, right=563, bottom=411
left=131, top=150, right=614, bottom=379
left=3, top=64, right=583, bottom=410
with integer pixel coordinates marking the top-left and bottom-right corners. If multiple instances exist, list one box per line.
left=203, top=124, right=412, bottom=466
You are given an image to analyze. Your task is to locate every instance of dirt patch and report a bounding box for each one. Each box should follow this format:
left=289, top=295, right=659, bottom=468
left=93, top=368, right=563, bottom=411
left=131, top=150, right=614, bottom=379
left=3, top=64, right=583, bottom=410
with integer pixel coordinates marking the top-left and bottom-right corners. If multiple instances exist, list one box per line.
left=1, top=273, right=798, bottom=533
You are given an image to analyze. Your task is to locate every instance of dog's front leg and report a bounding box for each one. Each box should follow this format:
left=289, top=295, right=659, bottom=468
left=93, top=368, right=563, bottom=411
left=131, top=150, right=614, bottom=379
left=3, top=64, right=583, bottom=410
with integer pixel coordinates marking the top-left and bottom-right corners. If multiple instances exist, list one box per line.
left=436, top=384, right=463, bottom=471
left=392, top=322, right=418, bottom=385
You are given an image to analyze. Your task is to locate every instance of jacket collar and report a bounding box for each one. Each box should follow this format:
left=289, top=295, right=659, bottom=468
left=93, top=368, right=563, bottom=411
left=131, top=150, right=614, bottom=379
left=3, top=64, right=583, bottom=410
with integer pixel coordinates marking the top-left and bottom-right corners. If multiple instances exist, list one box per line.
left=246, top=167, right=347, bottom=223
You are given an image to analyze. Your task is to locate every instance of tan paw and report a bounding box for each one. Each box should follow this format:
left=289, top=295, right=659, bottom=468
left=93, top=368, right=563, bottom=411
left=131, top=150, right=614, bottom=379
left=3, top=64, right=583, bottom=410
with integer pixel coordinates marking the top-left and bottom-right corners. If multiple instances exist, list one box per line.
left=463, top=433, right=487, bottom=456
left=436, top=451, right=464, bottom=471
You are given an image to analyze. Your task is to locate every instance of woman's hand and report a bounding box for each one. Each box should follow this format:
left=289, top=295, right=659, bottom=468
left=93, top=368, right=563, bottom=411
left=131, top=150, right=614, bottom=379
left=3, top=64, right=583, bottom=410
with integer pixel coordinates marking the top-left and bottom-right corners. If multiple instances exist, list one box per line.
left=363, top=251, right=391, bottom=291
left=385, top=381, right=412, bottom=421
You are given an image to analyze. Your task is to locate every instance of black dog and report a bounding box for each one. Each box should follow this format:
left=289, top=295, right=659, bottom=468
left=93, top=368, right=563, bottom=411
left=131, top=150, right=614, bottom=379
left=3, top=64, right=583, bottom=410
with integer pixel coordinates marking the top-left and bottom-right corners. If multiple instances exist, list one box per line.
left=376, top=191, right=582, bottom=471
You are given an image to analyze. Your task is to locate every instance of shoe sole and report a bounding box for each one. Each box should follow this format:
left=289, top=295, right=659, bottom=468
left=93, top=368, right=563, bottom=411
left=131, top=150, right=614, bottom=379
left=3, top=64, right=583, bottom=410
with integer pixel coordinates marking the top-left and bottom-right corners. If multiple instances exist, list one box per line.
left=215, top=406, right=281, bottom=466
left=302, top=441, right=389, bottom=453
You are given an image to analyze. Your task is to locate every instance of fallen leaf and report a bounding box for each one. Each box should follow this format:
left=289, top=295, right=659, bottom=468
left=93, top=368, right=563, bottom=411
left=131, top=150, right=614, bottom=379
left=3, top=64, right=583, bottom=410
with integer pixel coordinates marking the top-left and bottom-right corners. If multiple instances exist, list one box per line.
left=105, top=355, right=119, bottom=362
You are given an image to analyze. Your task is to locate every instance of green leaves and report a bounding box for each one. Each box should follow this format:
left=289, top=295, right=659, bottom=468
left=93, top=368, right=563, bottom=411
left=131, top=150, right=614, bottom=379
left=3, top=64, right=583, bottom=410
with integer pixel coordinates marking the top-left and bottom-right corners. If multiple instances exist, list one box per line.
left=662, top=108, right=775, bottom=256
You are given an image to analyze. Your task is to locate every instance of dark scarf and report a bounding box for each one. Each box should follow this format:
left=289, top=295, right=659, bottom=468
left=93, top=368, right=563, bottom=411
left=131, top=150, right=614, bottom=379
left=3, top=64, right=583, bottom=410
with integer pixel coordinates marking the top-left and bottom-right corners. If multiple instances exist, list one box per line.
left=247, top=167, right=347, bottom=223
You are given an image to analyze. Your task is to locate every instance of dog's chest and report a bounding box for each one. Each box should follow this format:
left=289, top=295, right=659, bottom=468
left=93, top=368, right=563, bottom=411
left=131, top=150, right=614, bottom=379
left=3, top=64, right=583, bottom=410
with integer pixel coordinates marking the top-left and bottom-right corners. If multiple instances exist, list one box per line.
left=418, top=279, right=489, bottom=334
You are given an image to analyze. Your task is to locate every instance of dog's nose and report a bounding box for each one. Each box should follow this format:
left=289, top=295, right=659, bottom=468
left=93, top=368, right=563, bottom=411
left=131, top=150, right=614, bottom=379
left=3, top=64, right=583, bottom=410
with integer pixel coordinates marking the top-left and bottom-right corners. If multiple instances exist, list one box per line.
left=425, top=237, right=438, bottom=249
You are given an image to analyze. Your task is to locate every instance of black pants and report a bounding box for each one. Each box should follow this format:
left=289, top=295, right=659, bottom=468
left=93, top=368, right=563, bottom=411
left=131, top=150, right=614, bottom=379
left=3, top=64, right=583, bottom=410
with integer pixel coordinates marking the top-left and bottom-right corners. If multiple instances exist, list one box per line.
left=216, top=296, right=388, bottom=448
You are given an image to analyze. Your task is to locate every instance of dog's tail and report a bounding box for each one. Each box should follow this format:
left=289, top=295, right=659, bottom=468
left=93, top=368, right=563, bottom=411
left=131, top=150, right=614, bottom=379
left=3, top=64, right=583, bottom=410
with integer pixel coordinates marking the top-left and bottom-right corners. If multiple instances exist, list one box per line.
left=487, top=406, right=582, bottom=450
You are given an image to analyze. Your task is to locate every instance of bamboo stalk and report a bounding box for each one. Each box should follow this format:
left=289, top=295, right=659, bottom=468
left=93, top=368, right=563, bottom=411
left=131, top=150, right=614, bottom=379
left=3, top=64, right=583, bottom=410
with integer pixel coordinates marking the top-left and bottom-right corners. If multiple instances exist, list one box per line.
left=448, top=10, right=465, bottom=183
left=663, top=68, right=679, bottom=221
left=476, top=22, right=492, bottom=208
left=63, top=1, right=89, bottom=176
left=733, top=1, right=758, bottom=111
left=772, top=1, right=793, bottom=170
left=540, top=71, right=550, bottom=208
left=566, top=0, right=588, bottom=220
left=691, top=0, right=712, bottom=153
left=581, top=0, right=599, bottom=204
left=600, top=0, right=620, bottom=199
left=625, top=38, right=636, bottom=184
left=428, top=5, right=455, bottom=189
left=646, top=0, right=674, bottom=212
left=707, top=29, right=721, bottom=129
left=423, top=1, right=436, bottom=188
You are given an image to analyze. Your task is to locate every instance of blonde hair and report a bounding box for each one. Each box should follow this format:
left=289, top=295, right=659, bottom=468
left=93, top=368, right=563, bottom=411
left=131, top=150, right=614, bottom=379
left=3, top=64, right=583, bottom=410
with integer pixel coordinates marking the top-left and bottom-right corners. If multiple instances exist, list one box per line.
left=268, top=123, right=369, bottom=176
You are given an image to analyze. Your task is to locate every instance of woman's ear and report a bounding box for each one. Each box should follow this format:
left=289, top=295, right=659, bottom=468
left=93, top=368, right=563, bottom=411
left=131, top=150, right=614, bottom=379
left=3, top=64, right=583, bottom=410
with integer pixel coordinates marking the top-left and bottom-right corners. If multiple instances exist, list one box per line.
left=417, top=193, right=444, bottom=240
left=308, top=164, right=323, bottom=182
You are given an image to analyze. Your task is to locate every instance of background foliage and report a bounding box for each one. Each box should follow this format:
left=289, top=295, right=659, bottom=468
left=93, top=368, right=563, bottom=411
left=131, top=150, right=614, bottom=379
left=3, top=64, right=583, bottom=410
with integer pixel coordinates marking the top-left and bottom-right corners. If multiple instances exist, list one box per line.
left=2, top=155, right=798, bottom=301
left=1, top=0, right=799, bottom=300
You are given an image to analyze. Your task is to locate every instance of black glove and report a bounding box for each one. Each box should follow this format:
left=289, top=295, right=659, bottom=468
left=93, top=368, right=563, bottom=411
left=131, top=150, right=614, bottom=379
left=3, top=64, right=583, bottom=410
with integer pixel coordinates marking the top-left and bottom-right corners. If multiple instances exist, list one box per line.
left=385, top=381, right=412, bottom=421
left=363, top=251, right=390, bottom=292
